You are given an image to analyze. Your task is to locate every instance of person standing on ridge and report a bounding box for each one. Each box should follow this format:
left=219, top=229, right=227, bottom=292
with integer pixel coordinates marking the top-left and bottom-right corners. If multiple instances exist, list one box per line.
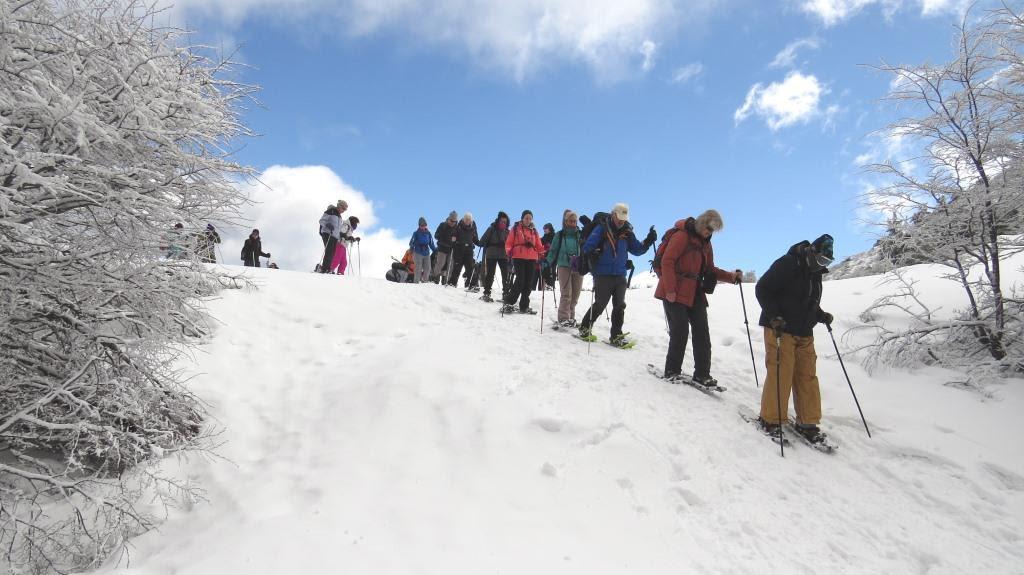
left=432, top=211, right=459, bottom=283
left=479, top=211, right=511, bottom=303
left=447, top=212, right=479, bottom=287
left=409, top=217, right=437, bottom=283
left=653, top=210, right=742, bottom=387
left=318, top=200, right=346, bottom=273
left=754, top=234, right=836, bottom=447
left=546, top=210, right=583, bottom=327
left=241, top=229, right=270, bottom=267
left=577, top=203, right=656, bottom=347
left=502, top=210, right=545, bottom=314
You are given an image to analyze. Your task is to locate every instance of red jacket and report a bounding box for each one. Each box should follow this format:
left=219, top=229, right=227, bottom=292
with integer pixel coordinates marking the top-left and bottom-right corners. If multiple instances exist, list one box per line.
left=505, top=222, right=546, bottom=261
left=654, top=218, right=735, bottom=306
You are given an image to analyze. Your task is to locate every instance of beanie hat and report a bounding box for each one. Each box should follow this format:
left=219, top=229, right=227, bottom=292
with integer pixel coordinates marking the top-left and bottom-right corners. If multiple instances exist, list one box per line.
left=521, top=209, right=533, bottom=219
left=448, top=210, right=458, bottom=221
left=695, top=209, right=724, bottom=232
left=812, top=234, right=834, bottom=259
left=349, top=216, right=360, bottom=226
left=543, top=223, right=554, bottom=232
left=418, top=217, right=427, bottom=227
left=496, top=211, right=509, bottom=223
left=611, top=203, right=629, bottom=222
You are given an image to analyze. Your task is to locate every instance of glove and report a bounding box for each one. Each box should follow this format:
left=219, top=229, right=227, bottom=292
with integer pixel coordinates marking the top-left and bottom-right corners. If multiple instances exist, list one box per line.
left=734, top=269, right=743, bottom=284
left=820, top=311, right=834, bottom=326
left=355, top=237, right=361, bottom=243
left=769, top=317, right=786, bottom=331
left=265, top=253, right=271, bottom=258
left=644, top=226, right=657, bottom=246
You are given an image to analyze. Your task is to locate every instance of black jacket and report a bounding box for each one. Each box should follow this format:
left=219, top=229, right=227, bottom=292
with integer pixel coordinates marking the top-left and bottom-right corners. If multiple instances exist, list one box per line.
left=434, top=221, right=458, bottom=253
left=452, top=221, right=480, bottom=252
left=241, top=238, right=269, bottom=266
left=756, top=241, right=827, bottom=337
left=480, top=223, right=510, bottom=261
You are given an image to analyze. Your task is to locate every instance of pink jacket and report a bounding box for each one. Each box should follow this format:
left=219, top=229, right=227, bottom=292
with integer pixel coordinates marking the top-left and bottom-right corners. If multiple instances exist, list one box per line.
left=505, top=222, right=545, bottom=261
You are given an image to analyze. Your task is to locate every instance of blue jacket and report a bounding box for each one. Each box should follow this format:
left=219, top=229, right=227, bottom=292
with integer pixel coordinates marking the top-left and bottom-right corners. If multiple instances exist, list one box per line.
left=581, top=221, right=649, bottom=276
left=409, top=229, right=436, bottom=256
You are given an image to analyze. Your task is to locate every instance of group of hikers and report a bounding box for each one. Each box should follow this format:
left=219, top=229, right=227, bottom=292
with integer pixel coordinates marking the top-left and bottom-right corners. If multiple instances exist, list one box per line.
left=164, top=223, right=224, bottom=263
left=388, top=201, right=838, bottom=447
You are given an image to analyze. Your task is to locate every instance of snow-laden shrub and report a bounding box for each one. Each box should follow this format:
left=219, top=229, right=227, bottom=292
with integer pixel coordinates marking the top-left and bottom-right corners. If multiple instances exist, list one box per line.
left=0, top=0, right=256, bottom=571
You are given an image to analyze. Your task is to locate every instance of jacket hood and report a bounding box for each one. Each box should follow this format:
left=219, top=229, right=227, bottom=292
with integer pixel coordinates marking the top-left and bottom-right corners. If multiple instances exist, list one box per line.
left=787, top=240, right=811, bottom=257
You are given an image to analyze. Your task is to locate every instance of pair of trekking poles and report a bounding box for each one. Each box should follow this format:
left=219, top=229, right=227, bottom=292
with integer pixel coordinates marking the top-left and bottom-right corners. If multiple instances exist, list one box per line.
left=735, top=286, right=870, bottom=457
left=316, top=236, right=361, bottom=276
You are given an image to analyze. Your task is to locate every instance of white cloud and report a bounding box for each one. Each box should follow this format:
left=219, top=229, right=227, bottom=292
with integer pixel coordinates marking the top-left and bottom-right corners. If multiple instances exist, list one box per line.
left=734, top=72, right=828, bottom=130
left=162, top=0, right=720, bottom=82
left=798, top=0, right=967, bottom=26
left=769, top=37, right=821, bottom=69
left=640, top=40, right=658, bottom=72
left=221, top=166, right=407, bottom=276
left=669, top=62, right=703, bottom=84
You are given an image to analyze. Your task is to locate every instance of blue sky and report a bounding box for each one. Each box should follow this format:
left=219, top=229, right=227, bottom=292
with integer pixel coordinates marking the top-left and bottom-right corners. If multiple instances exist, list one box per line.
left=167, top=0, right=976, bottom=273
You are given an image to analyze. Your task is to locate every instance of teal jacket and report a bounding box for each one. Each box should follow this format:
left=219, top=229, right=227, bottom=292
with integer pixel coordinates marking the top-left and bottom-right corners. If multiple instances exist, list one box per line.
left=546, top=227, right=582, bottom=269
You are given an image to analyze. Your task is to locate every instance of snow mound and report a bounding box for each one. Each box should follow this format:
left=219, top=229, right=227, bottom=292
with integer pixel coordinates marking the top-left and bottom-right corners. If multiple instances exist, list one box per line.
left=97, top=267, right=1024, bottom=574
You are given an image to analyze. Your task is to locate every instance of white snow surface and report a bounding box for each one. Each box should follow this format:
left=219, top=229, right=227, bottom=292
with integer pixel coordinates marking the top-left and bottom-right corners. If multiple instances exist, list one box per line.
left=97, top=261, right=1024, bottom=574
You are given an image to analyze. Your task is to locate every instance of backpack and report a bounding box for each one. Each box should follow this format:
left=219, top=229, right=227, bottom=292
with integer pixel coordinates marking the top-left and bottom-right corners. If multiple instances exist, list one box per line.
left=651, top=228, right=684, bottom=277
left=572, top=212, right=609, bottom=276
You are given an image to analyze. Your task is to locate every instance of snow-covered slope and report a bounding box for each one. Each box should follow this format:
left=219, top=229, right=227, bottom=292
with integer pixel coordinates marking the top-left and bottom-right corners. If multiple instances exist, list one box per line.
left=97, top=264, right=1024, bottom=574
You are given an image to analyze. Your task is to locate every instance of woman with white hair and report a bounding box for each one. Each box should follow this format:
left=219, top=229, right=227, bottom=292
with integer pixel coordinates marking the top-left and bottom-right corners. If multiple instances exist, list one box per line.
left=653, top=209, right=742, bottom=387
left=446, top=212, right=479, bottom=287
left=546, top=209, right=584, bottom=327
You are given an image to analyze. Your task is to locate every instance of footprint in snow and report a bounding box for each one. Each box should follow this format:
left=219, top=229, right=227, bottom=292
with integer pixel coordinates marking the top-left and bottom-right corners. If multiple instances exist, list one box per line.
left=534, top=417, right=565, bottom=433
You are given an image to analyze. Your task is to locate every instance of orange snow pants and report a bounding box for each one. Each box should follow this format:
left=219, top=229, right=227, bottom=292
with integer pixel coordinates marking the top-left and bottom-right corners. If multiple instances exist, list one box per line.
left=759, top=328, right=822, bottom=425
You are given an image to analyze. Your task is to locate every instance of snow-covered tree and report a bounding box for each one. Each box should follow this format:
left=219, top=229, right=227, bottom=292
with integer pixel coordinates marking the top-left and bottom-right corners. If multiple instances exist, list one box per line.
left=0, top=0, right=256, bottom=571
left=860, top=7, right=1024, bottom=377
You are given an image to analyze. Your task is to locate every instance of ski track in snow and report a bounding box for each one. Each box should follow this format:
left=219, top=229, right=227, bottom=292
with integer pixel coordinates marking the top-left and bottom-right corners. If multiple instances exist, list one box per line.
left=97, top=267, right=1024, bottom=574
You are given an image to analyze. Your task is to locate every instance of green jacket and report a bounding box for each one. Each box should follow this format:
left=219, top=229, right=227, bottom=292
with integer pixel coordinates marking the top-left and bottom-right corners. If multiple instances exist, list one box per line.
left=546, top=227, right=581, bottom=269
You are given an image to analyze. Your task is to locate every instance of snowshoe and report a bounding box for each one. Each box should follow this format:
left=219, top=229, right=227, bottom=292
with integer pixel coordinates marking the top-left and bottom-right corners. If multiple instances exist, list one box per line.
left=646, top=364, right=725, bottom=394
left=518, top=307, right=538, bottom=315
left=786, top=421, right=838, bottom=453
left=465, top=286, right=481, bottom=293
left=607, top=334, right=636, bottom=349
left=559, top=319, right=577, bottom=328
left=480, top=294, right=494, bottom=303
left=499, top=304, right=516, bottom=315
left=738, top=405, right=790, bottom=447
left=575, top=325, right=597, bottom=342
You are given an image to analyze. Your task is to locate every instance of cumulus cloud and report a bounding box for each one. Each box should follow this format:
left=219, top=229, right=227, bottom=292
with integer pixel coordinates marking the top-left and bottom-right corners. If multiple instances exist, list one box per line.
left=669, top=62, right=703, bottom=84
left=220, top=166, right=408, bottom=277
left=769, top=37, right=821, bottom=69
left=160, top=0, right=719, bottom=81
left=734, top=72, right=828, bottom=130
left=798, top=0, right=968, bottom=26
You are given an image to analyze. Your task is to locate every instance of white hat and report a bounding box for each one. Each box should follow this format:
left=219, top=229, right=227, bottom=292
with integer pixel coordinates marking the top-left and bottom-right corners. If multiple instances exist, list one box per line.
left=612, top=203, right=630, bottom=222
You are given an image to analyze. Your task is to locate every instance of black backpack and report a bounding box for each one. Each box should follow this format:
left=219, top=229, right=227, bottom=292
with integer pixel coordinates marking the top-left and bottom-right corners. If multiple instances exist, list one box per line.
left=572, top=212, right=608, bottom=276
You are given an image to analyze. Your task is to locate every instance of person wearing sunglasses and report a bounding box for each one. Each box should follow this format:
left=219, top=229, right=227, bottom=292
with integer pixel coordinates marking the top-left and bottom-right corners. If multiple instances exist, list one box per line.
left=754, top=234, right=835, bottom=446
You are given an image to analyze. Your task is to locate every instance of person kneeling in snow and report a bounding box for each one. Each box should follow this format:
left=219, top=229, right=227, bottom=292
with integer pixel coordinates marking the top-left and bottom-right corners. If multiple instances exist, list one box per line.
left=754, top=234, right=835, bottom=446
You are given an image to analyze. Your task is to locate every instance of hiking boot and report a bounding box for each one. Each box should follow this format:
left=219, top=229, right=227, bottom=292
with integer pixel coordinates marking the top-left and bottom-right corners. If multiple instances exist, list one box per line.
left=691, top=374, right=719, bottom=388
left=500, top=303, right=516, bottom=314
left=480, top=294, right=494, bottom=303
left=758, top=418, right=783, bottom=438
left=560, top=319, right=577, bottom=328
left=609, top=334, right=631, bottom=348
left=520, top=307, right=538, bottom=315
left=577, top=325, right=596, bottom=341
left=793, top=423, right=825, bottom=444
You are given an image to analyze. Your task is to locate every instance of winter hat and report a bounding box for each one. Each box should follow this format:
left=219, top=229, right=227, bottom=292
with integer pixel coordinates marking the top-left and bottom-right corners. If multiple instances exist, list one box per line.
left=543, top=223, right=554, bottom=233
left=349, top=216, right=360, bottom=229
left=611, top=203, right=629, bottom=222
left=251, top=229, right=259, bottom=237
left=206, top=223, right=215, bottom=231
left=695, top=209, right=724, bottom=232
left=448, top=210, right=458, bottom=221
left=338, top=200, right=348, bottom=210
left=496, top=211, right=509, bottom=223
left=418, top=217, right=427, bottom=227
left=521, top=209, right=533, bottom=219
left=812, top=234, right=834, bottom=260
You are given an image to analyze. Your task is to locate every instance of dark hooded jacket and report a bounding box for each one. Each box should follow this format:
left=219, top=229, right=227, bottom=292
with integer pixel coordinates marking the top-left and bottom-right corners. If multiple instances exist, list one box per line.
left=479, top=212, right=511, bottom=261
left=453, top=220, right=480, bottom=252
left=434, top=220, right=458, bottom=254
left=755, top=240, right=828, bottom=337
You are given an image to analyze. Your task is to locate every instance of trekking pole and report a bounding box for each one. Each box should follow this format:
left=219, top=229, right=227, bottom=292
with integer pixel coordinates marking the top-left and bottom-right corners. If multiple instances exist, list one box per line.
left=357, top=241, right=362, bottom=277
left=827, top=324, right=871, bottom=438
left=586, top=281, right=595, bottom=356
left=739, top=285, right=759, bottom=388
left=540, top=272, right=546, bottom=333
left=774, top=329, right=785, bottom=458
left=216, top=244, right=225, bottom=265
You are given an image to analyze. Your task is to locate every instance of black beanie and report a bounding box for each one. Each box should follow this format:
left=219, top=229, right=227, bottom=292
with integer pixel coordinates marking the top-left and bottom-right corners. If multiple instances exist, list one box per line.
left=521, top=209, right=533, bottom=219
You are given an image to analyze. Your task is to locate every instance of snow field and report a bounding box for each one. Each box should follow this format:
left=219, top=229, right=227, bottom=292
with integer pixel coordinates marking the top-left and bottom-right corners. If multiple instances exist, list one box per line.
left=98, top=264, right=1024, bottom=574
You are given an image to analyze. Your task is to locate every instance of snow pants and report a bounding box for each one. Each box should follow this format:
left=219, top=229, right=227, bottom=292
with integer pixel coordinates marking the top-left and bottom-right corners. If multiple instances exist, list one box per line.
left=330, top=243, right=348, bottom=274
left=759, top=328, right=822, bottom=425
left=320, top=236, right=338, bottom=273
left=432, top=250, right=452, bottom=282
left=662, top=299, right=712, bottom=380
left=483, top=257, right=509, bottom=298
left=580, top=275, right=628, bottom=338
left=413, top=253, right=431, bottom=283
left=556, top=266, right=583, bottom=322
left=447, top=246, right=475, bottom=286
left=505, top=258, right=537, bottom=311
